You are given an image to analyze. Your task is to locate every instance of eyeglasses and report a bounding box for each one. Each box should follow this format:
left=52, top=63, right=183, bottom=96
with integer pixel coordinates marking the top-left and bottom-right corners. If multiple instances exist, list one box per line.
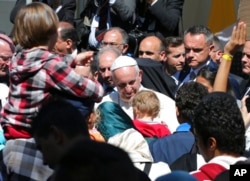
left=101, top=41, right=124, bottom=47
left=0, top=55, right=12, bottom=62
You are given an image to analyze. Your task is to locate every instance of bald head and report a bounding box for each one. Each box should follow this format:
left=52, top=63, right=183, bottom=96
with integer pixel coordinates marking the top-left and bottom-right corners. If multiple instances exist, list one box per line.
left=0, top=34, right=15, bottom=53
left=138, top=35, right=166, bottom=61
left=0, top=34, right=15, bottom=76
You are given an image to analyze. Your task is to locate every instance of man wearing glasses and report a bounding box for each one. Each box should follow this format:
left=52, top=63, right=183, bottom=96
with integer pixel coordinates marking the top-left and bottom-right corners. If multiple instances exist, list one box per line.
left=100, top=27, right=129, bottom=55
left=0, top=34, right=15, bottom=110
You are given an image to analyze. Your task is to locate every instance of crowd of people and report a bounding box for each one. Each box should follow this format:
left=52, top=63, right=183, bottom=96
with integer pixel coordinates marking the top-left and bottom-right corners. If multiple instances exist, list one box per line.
left=0, top=0, right=250, bottom=181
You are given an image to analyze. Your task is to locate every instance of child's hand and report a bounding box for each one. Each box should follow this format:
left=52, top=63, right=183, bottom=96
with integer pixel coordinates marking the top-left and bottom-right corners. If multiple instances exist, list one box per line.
left=75, top=51, right=94, bottom=66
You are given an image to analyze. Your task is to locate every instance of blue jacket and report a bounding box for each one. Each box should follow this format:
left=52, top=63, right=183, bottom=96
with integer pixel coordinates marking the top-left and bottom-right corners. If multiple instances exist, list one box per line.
left=149, top=123, right=194, bottom=165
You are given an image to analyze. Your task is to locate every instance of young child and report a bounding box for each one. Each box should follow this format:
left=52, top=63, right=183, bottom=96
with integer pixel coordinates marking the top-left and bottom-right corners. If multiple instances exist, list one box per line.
left=131, top=90, right=171, bottom=139
left=0, top=2, right=104, bottom=140
left=87, top=109, right=105, bottom=142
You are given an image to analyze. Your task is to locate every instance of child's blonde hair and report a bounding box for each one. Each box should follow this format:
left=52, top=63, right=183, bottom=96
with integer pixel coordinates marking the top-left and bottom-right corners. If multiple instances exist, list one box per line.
left=131, top=90, right=160, bottom=119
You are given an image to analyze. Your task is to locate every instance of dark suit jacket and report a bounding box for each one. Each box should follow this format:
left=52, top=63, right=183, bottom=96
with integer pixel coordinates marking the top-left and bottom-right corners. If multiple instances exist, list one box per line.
left=10, top=0, right=76, bottom=25
left=136, top=58, right=177, bottom=100
left=180, top=60, right=245, bottom=99
left=137, top=0, right=184, bottom=37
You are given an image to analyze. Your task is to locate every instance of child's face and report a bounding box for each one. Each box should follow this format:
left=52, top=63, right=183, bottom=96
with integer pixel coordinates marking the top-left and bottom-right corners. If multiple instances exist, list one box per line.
left=87, top=112, right=97, bottom=129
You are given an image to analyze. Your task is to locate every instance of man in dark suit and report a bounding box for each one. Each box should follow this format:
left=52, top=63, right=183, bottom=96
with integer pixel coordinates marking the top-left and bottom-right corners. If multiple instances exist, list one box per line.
left=136, top=58, right=176, bottom=100
left=164, top=36, right=185, bottom=87
left=137, top=35, right=177, bottom=99
left=136, top=0, right=185, bottom=38
left=10, top=0, right=76, bottom=25
left=179, top=25, right=214, bottom=84
left=179, top=25, right=244, bottom=99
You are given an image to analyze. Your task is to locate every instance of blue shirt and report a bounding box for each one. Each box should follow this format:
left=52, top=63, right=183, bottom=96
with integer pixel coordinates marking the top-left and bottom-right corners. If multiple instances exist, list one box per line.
left=176, top=122, right=191, bottom=132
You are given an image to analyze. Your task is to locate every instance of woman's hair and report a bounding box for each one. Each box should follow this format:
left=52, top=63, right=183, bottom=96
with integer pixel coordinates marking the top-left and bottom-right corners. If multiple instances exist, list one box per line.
left=13, top=2, right=58, bottom=48
left=197, top=68, right=236, bottom=98
left=131, top=90, right=160, bottom=119
left=96, top=102, right=135, bottom=141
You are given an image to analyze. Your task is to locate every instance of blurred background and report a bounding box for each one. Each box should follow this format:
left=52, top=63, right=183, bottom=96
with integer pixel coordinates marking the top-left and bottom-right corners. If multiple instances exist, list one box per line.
left=0, top=0, right=241, bottom=38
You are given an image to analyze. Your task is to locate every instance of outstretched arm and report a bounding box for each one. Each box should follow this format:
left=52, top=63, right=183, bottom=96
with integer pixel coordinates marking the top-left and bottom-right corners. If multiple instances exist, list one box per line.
left=213, top=21, right=246, bottom=92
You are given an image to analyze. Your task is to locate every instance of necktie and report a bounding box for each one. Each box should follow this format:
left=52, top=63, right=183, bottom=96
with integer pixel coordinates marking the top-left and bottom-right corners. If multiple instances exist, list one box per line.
left=189, top=71, right=196, bottom=81
left=105, top=86, right=114, bottom=95
left=98, top=0, right=109, bottom=30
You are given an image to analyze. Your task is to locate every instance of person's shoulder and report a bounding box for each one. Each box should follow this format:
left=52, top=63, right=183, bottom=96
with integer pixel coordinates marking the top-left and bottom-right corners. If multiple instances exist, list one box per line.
left=143, top=87, right=175, bottom=103
left=95, top=91, right=118, bottom=108
left=101, top=91, right=118, bottom=102
left=4, top=138, right=35, bottom=150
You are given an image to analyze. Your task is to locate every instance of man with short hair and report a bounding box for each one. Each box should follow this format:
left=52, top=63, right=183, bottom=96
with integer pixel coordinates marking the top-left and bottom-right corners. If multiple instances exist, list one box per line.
left=0, top=34, right=14, bottom=79
left=97, top=46, right=122, bottom=95
left=164, top=36, right=185, bottom=85
left=137, top=35, right=177, bottom=98
left=138, top=35, right=166, bottom=62
left=179, top=25, right=242, bottom=99
left=209, top=35, right=223, bottom=64
left=241, top=41, right=250, bottom=79
left=180, top=25, right=214, bottom=84
left=53, top=21, right=79, bottom=55
left=100, top=27, right=129, bottom=54
left=191, top=92, right=247, bottom=180
left=0, top=33, right=15, bottom=111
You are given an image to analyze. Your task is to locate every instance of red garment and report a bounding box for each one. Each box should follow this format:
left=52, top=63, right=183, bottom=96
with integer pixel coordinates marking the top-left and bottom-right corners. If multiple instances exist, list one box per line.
left=133, top=119, right=171, bottom=138
left=1, top=48, right=104, bottom=140
left=3, top=126, right=31, bottom=139
left=192, top=163, right=226, bottom=181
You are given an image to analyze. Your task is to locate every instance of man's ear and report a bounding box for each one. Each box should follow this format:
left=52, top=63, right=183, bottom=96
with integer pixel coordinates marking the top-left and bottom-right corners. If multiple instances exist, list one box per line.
left=209, top=44, right=215, bottom=52
left=66, top=39, right=73, bottom=49
left=207, top=137, right=217, bottom=151
left=176, top=106, right=180, bottom=117
left=123, top=44, right=129, bottom=54
left=50, top=126, right=65, bottom=144
left=160, top=50, right=167, bottom=62
left=138, top=69, right=143, bottom=82
left=93, top=71, right=99, bottom=81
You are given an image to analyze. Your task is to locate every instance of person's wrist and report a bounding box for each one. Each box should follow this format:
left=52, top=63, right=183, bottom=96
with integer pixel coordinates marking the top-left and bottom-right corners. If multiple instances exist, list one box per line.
left=222, top=53, right=233, bottom=61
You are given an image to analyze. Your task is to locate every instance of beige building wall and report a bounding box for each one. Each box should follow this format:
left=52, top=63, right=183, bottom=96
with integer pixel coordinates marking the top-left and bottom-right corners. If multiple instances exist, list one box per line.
left=182, top=0, right=240, bottom=32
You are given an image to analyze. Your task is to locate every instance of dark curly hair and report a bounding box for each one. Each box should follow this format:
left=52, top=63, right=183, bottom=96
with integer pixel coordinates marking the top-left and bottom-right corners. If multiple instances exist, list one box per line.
left=193, top=92, right=245, bottom=155
left=176, top=81, right=208, bottom=122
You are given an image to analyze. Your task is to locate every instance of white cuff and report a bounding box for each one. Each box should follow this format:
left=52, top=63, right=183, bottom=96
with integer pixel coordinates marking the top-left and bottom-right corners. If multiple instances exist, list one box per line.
left=109, top=0, right=116, bottom=5
left=151, top=0, right=158, bottom=6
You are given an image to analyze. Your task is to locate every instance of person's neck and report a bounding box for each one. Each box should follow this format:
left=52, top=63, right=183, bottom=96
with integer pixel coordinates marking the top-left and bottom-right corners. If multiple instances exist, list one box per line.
left=164, top=65, right=176, bottom=76
left=30, top=45, right=48, bottom=51
left=136, top=115, right=154, bottom=122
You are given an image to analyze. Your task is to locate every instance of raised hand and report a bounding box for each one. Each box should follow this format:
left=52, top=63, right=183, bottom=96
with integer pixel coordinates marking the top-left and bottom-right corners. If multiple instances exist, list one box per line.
left=75, top=51, right=94, bottom=66
left=224, top=21, right=246, bottom=55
